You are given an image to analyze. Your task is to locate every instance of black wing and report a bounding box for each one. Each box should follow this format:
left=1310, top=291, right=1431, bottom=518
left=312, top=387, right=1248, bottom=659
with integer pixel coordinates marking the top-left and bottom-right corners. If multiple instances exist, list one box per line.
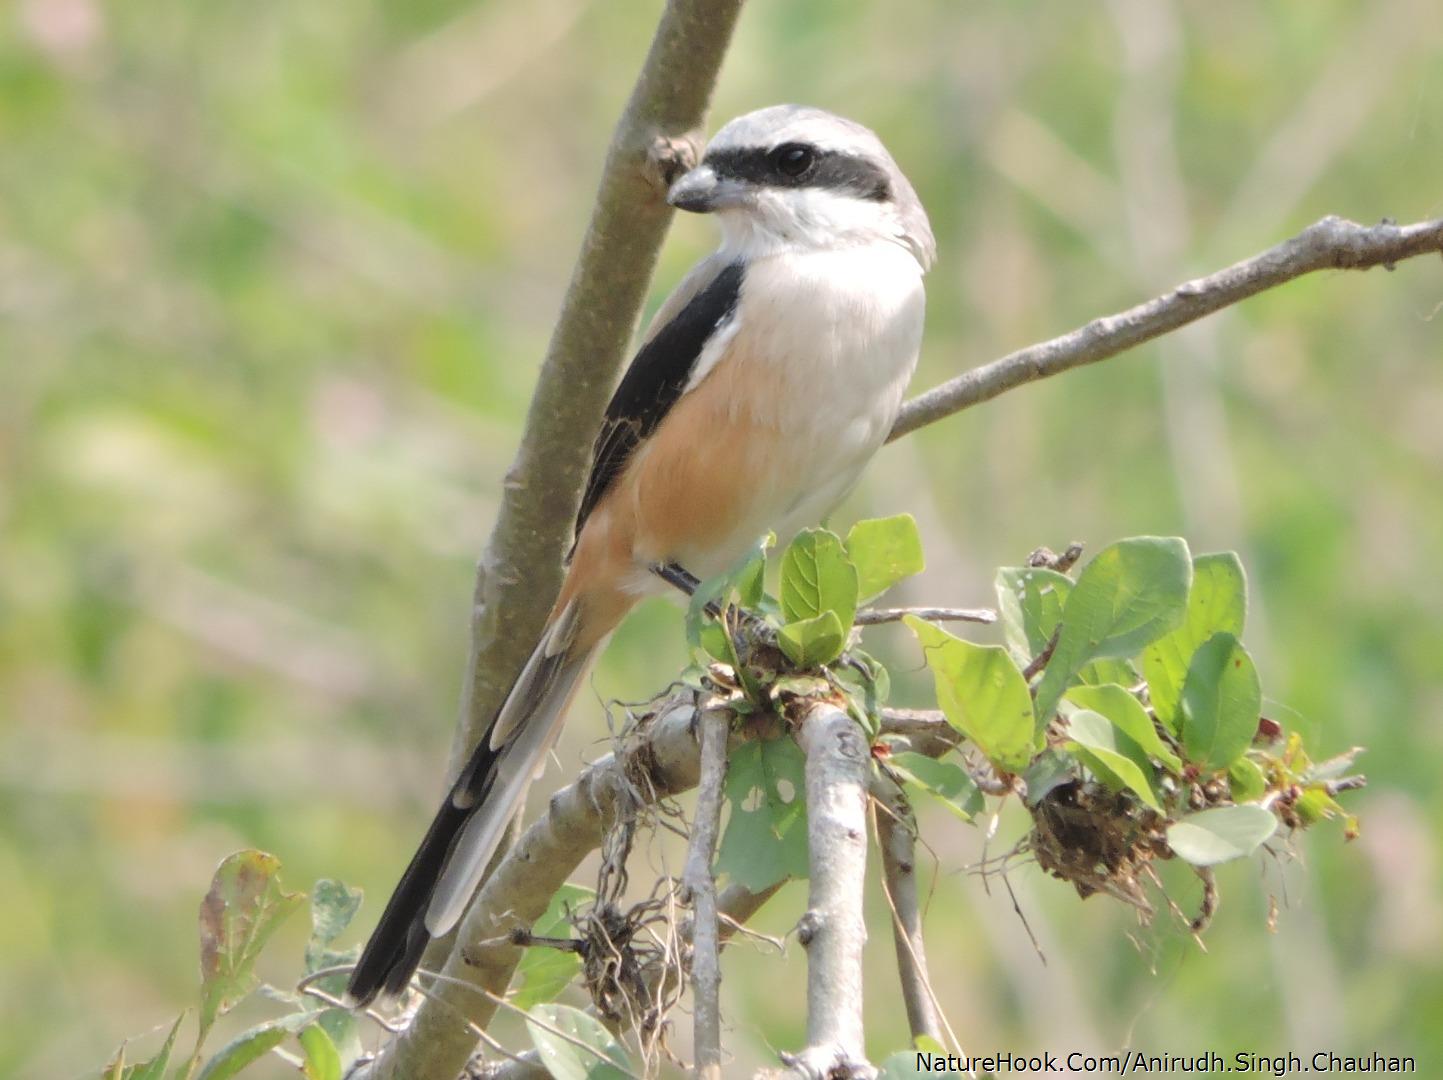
left=572, top=260, right=745, bottom=547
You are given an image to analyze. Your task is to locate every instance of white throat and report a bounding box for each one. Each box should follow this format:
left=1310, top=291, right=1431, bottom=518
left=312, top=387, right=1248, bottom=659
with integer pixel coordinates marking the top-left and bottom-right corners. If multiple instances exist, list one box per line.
left=714, top=188, right=921, bottom=266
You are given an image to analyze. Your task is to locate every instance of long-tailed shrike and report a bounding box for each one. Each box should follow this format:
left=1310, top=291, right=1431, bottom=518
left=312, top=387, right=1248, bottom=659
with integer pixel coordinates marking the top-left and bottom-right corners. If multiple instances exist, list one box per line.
left=346, top=105, right=935, bottom=1005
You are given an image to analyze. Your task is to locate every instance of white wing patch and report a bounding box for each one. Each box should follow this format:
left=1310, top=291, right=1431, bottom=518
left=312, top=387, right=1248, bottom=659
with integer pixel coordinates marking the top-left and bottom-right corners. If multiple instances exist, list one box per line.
left=681, top=309, right=742, bottom=394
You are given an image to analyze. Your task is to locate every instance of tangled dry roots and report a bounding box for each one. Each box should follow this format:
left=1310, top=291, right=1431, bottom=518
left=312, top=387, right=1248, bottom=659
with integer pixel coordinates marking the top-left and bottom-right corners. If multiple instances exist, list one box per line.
left=570, top=697, right=693, bottom=1059
left=578, top=889, right=677, bottom=1033
left=1026, top=779, right=1168, bottom=919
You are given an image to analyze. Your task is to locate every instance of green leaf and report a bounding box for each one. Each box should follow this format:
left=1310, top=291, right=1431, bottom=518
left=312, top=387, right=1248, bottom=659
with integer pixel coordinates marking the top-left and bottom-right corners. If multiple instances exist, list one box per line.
left=196, top=1014, right=313, bottom=1080
left=1143, top=552, right=1247, bottom=731
left=716, top=737, right=809, bottom=891
left=777, top=610, right=846, bottom=668
left=1022, top=749, right=1076, bottom=806
left=1167, top=805, right=1278, bottom=866
left=316, top=1012, right=360, bottom=1078
left=513, top=883, right=596, bottom=1010
left=994, top=566, right=1072, bottom=664
left=889, top=751, right=983, bottom=820
left=298, top=1025, right=341, bottom=1080
left=104, top=1014, right=184, bottom=1080
left=698, top=622, right=738, bottom=667
left=1076, top=657, right=1139, bottom=687
left=305, top=879, right=362, bottom=972
left=197, top=851, right=306, bottom=1037
left=840, top=646, right=890, bottom=709
left=1296, top=785, right=1350, bottom=828
left=905, top=617, right=1034, bottom=773
left=684, top=575, right=725, bottom=653
left=1033, top=537, right=1192, bottom=726
left=780, top=528, right=859, bottom=629
left=845, top=514, right=924, bottom=600
left=683, top=571, right=738, bottom=667
left=733, top=541, right=769, bottom=608
left=1066, top=684, right=1181, bottom=774
left=684, top=543, right=777, bottom=667
left=1229, top=756, right=1269, bottom=803
left=829, top=652, right=888, bottom=741
left=1064, top=709, right=1161, bottom=810
left=525, top=1003, right=632, bottom=1080
left=1180, top=632, right=1261, bottom=772
left=299, top=878, right=364, bottom=1066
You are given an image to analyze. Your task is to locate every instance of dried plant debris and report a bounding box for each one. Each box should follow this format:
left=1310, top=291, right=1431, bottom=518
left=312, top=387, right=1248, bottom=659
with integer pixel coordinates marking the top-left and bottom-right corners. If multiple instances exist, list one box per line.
left=1027, top=779, right=1165, bottom=917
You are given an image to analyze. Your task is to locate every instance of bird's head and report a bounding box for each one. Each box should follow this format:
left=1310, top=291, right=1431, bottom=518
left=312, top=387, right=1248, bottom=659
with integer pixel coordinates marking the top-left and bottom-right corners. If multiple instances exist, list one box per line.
left=668, top=104, right=935, bottom=271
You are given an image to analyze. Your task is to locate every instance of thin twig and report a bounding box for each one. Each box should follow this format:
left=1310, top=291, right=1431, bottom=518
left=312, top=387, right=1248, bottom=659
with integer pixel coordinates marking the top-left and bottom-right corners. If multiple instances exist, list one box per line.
left=681, top=707, right=730, bottom=1079
left=870, top=775, right=953, bottom=1051
left=296, top=964, right=357, bottom=992
left=715, top=881, right=785, bottom=946
left=854, top=606, right=997, bottom=626
left=295, top=982, right=403, bottom=1036
left=1022, top=625, right=1063, bottom=682
left=890, top=214, right=1443, bottom=440
left=878, top=711, right=1014, bottom=796
left=878, top=708, right=960, bottom=759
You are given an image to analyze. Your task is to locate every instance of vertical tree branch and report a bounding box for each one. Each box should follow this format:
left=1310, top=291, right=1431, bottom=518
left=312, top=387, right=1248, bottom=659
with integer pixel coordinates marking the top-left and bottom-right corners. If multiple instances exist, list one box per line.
left=785, top=704, right=874, bottom=1079
left=447, top=0, right=746, bottom=778
left=364, top=5, right=745, bottom=1076
left=871, top=775, right=946, bottom=1048
left=681, top=707, right=730, bottom=1079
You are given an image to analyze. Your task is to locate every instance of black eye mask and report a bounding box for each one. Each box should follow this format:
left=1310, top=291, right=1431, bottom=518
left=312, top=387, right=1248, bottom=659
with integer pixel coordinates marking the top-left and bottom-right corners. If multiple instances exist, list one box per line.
left=704, top=144, right=892, bottom=202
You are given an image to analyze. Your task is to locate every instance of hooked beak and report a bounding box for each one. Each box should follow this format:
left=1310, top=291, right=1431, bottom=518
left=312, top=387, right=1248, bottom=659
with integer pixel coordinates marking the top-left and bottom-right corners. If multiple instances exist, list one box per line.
left=667, top=165, right=750, bottom=213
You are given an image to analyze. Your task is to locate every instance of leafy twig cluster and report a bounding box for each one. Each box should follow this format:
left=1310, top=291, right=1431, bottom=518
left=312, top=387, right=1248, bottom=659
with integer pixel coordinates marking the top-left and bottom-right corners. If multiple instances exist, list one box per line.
left=98, top=521, right=1368, bottom=1079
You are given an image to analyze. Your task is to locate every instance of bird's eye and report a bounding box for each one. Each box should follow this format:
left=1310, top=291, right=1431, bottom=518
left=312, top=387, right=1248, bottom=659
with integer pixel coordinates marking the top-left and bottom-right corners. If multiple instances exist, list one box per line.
left=771, top=143, right=815, bottom=178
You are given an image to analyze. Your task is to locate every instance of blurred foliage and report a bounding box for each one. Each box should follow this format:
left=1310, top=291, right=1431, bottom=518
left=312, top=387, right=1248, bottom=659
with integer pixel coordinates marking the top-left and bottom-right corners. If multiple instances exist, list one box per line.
left=1, top=0, right=1440, bottom=1075
left=97, top=851, right=360, bottom=1080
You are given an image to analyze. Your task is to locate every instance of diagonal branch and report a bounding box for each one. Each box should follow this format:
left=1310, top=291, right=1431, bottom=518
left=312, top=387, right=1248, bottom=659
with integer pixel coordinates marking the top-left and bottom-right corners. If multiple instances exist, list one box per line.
left=446, top=0, right=745, bottom=778
left=356, top=696, right=722, bottom=1080
left=854, top=606, right=996, bottom=627
left=890, top=214, right=1443, bottom=440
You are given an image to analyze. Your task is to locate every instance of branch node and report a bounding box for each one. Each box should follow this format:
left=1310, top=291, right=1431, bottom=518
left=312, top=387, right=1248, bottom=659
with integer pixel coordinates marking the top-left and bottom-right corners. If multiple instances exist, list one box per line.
left=1027, top=542, right=1084, bottom=571
left=642, top=129, right=701, bottom=193
left=795, top=911, right=821, bottom=948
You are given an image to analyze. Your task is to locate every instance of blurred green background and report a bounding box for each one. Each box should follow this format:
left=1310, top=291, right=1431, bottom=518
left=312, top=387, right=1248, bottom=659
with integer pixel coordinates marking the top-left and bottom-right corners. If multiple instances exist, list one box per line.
left=2, top=0, right=1441, bottom=1076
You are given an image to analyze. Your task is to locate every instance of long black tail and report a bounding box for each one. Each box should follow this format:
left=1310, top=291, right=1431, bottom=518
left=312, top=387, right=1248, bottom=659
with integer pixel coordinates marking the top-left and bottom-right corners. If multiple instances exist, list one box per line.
left=343, top=758, right=488, bottom=1005
left=345, top=617, right=592, bottom=1007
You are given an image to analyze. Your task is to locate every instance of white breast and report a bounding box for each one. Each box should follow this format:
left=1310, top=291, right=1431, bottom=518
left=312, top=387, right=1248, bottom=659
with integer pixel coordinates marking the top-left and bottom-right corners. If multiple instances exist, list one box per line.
left=707, top=242, right=926, bottom=566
